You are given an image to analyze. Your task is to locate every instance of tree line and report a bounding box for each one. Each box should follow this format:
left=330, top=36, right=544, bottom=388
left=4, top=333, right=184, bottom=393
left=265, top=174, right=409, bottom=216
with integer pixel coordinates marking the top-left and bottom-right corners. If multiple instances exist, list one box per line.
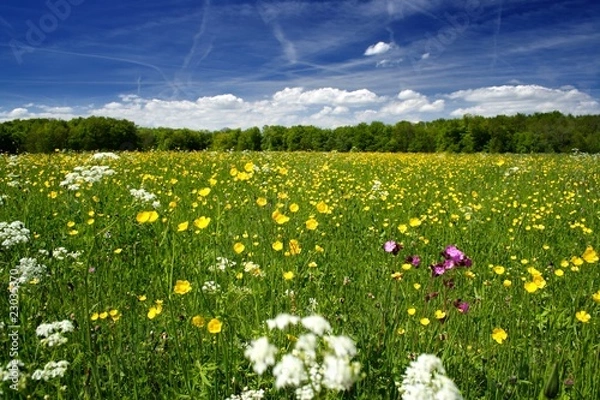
left=1, top=112, right=599, bottom=154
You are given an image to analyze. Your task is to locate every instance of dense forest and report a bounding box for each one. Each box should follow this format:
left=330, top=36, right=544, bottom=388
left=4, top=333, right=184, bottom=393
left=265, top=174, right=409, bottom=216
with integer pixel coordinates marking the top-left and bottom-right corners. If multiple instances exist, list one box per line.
left=1, top=112, right=599, bottom=154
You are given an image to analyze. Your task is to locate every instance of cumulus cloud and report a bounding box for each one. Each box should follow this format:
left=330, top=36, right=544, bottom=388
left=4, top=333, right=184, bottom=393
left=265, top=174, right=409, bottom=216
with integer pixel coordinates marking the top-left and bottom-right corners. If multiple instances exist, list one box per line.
left=0, top=84, right=598, bottom=130
left=364, top=41, right=392, bottom=56
left=448, top=85, right=600, bottom=116
left=381, top=90, right=445, bottom=115
left=272, top=87, right=383, bottom=105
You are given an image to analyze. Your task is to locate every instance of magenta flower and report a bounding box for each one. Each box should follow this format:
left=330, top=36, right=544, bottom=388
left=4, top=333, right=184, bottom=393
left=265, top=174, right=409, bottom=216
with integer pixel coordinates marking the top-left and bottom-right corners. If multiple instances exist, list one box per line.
left=453, top=299, right=470, bottom=314
left=442, top=245, right=472, bottom=267
left=383, top=240, right=402, bottom=255
left=406, top=255, right=421, bottom=267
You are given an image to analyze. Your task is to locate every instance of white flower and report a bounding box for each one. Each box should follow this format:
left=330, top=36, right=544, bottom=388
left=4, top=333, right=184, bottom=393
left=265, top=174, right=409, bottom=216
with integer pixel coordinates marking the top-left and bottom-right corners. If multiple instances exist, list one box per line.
left=398, top=354, right=463, bottom=400
left=266, top=313, right=300, bottom=330
left=130, top=188, right=159, bottom=207
left=60, top=165, right=115, bottom=190
left=201, top=280, right=221, bottom=294
left=14, top=257, right=46, bottom=284
left=90, top=152, right=119, bottom=161
left=225, top=387, right=265, bottom=400
left=321, top=355, right=360, bottom=391
left=301, top=315, right=331, bottom=336
left=31, top=360, right=70, bottom=381
left=36, top=320, right=74, bottom=347
left=244, top=337, right=277, bottom=374
left=273, top=354, right=307, bottom=389
left=0, top=221, right=30, bottom=248
left=293, top=333, right=318, bottom=362
left=324, top=335, right=357, bottom=358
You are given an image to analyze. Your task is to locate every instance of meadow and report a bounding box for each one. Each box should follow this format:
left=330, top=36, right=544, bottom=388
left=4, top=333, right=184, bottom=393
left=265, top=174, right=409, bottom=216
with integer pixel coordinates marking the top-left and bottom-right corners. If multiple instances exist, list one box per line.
left=0, top=151, right=599, bottom=399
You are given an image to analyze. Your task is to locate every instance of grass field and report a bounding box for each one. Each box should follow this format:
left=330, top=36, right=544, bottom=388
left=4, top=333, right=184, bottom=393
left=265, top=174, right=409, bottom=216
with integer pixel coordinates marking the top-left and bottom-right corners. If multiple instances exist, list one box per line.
left=1, top=151, right=599, bottom=399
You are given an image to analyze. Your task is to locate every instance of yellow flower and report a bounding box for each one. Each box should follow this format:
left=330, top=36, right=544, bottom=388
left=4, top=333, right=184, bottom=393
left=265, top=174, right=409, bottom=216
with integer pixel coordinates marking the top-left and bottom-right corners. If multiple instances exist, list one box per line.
left=402, top=263, right=412, bottom=271
left=198, top=187, right=211, bottom=197
left=409, top=218, right=422, bottom=227
left=109, top=309, right=120, bottom=322
left=582, top=246, right=599, bottom=263
left=493, top=266, right=505, bottom=275
left=148, top=303, right=163, bottom=319
left=177, top=221, right=189, bottom=232
left=289, top=239, right=301, bottom=255
left=289, top=203, right=299, bottom=213
left=524, top=281, right=539, bottom=293
left=575, top=310, right=591, bottom=323
left=244, top=162, right=254, bottom=172
left=283, top=271, right=295, bottom=280
left=136, top=210, right=159, bottom=223
left=272, top=209, right=290, bottom=224
left=434, top=310, right=446, bottom=320
left=114, top=248, right=123, bottom=254
left=305, top=218, right=318, bottom=230
left=207, top=318, right=222, bottom=334
left=571, top=256, right=584, bottom=266
left=315, top=245, right=324, bottom=253
left=316, top=201, right=330, bottom=214
left=492, top=328, right=507, bottom=344
left=173, top=280, right=192, bottom=295
left=503, top=279, right=512, bottom=288
left=592, top=290, right=600, bottom=303
left=193, top=216, right=211, bottom=229
left=68, top=229, right=79, bottom=236
left=49, top=191, right=58, bottom=199
left=419, top=318, right=430, bottom=326
left=391, top=272, right=403, bottom=281
left=560, top=259, right=569, bottom=268
left=397, top=328, right=406, bottom=335
left=397, top=224, right=408, bottom=234
left=413, top=283, right=421, bottom=290
left=256, top=197, right=267, bottom=207
left=234, top=242, right=245, bottom=254
left=407, top=308, right=416, bottom=316
left=192, top=315, right=205, bottom=328
left=99, top=311, right=108, bottom=320
left=90, top=312, right=99, bottom=321
left=272, top=240, right=283, bottom=251
left=67, top=221, right=75, bottom=228
left=554, top=269, right=564, bottom=277
left=137, top=295, right=147, bottom=301
left=308, top=261, right=317, bottom=268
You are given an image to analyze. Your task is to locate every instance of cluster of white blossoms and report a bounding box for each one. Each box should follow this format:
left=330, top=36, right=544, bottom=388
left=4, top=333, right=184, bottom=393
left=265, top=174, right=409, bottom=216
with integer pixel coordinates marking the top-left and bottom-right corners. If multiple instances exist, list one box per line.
left=59, top=165, right=115, bottom=190
left=0, top=221, right=30, bottom=248
left=208, top=257, right=236, bottom=272
left=13, top=257, right=47, bottom=284
left=368, top=179, right=389, bottom=200
left=225, top=388, right=265, bottom=400
left=38, top=247, right=83, bottom=260
left=89, top=152, right=120, bottom=161
left=129, top=188, right=161, bottom=208
left=31, top=360, right=70, bottom=381
left=396, top=354, right=463, bottom=400
left=243, top=314, right=361, bottom=400
left=36, top=320, right=74, bottom=347
left=201, top=280, right=221, bottom=294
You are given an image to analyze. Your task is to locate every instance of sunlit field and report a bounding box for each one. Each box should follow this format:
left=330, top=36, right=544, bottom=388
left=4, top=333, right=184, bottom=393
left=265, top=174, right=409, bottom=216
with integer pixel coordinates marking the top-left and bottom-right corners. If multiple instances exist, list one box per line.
left=1, top=151, right=599, bottom=399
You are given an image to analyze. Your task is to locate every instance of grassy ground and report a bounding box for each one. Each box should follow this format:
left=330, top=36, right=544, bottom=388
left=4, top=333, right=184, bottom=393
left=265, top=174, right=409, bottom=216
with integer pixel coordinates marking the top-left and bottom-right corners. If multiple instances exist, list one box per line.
left=1, top=151, right=599, bottom=399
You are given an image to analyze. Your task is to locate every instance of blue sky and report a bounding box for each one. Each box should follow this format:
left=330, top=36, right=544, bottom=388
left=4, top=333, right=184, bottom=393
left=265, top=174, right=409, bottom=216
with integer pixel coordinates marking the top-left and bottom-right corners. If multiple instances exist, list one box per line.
left=1, top=0, right=599, bottom=129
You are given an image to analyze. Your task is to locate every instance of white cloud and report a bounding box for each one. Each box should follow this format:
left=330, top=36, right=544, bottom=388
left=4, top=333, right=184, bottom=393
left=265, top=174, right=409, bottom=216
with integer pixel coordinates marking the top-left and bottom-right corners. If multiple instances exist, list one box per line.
left=1, top=84, right=597, bottom=130
left=272, top=87, right=383, bottom=105
left=448, top=85, right=600, bottom=116
left=381, top=90, right=445, bottom=114
left=364, top=42, right=392, bottom=56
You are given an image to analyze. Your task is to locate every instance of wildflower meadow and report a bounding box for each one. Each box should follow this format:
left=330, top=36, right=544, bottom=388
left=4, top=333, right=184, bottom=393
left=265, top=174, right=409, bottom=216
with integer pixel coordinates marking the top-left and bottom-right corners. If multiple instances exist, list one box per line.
left=0, top=151, right=599, bottom=399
